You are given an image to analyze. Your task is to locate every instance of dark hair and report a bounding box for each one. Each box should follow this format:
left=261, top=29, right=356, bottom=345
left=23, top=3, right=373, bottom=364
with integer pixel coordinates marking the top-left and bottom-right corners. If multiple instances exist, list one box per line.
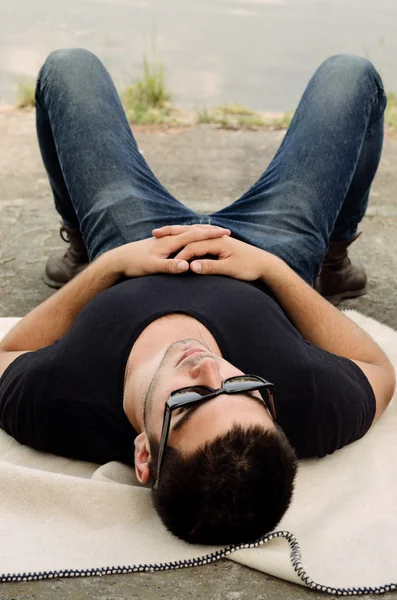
left=149, top=425, right=297, bottom=545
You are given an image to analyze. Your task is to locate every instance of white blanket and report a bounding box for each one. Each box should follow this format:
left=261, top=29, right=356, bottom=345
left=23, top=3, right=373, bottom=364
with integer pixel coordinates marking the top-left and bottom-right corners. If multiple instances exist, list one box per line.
left=1, top=312, right=397, bottom=595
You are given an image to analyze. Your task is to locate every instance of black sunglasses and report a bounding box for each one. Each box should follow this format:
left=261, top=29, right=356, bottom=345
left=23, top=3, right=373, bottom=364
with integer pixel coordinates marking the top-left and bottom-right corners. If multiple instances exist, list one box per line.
left=153, top=375, right=277, bottom=489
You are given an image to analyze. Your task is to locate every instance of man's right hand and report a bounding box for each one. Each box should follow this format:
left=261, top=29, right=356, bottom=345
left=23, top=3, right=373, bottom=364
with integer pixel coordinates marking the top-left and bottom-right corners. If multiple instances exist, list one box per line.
left=106, top=225, right=231, bottom=278
left=0, top=224, right=231, bottom=354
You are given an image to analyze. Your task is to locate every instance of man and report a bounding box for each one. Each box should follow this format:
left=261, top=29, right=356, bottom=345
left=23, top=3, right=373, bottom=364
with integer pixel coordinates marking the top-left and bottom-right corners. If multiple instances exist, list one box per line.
left=0, top=49, right=394, bottom=545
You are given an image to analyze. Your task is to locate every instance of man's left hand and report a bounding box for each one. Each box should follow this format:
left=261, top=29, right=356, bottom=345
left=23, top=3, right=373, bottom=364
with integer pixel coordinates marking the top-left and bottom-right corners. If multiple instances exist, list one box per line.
left=174, top=236, right=270, bottom=281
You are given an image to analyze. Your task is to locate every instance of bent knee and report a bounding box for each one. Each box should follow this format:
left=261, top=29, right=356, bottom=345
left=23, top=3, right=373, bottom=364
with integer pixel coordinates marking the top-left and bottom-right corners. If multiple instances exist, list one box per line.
left=319, top=54, right=381, bottom=85
left=38, top=48, right=105, bottom=96
left=40, top=48, right=101, bottom=80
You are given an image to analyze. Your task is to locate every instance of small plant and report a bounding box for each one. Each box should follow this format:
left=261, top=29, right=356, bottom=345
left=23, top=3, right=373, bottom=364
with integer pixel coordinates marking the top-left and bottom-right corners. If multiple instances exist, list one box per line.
left=214, top=103, right=256, bottom=117
left=263, top=112, right=294, bottom=130
left=16, top=79, right=36, bottom=108
left=196, top=104, right=267, bottom=129
left=196, top=107, right=216, bottom=124
left=237, top=114, right=266, bottom=128
left=385, top=92, right=397, bottom=128
left=120, top=53, right=172, bottom=125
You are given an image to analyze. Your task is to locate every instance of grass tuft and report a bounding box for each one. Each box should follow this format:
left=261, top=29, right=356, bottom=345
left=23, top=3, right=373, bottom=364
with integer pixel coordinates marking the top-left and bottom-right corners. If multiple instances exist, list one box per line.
left=237, top=114, right=266, bottom=128
left=120, top=54, right=173, bottom=125
left=16, top=79, right=36, bottom=108
left=263, top=112, right=293, bottom=130
left=195, top=104, right=293, bottom=130
left=385, top=92, right=397, bottom=128
left=196, top=107, right=215, bottom=125
left=214, top=103, right=256, bottom=116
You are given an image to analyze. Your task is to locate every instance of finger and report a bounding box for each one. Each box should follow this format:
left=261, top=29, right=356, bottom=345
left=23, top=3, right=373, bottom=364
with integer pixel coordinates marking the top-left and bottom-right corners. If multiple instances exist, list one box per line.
left=152, top=225, right=189, bottom=238
left=153, top=258, right=190, bottom=274
left=190, top=259, right=225, bottom=275
left=174, top=239, right=221, bottom=261
left=152, top=225, right=230, bottom=238
left=175, top=228, right=230, bottom=249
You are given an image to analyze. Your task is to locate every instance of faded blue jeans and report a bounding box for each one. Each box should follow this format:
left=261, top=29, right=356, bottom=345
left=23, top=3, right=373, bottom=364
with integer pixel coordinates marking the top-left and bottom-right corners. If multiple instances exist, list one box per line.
left=35, top=49, right=386, bottom=285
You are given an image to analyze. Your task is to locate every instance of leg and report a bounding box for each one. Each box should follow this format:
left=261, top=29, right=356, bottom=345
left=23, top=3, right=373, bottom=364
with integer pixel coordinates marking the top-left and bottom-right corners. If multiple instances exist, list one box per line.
left=313, top=116, right=384, bottom=304
left=211, top=55, right=386, bottom=285
left=36, top=48, right=198, bottom=261
left=331, top=114, right=383, bottom=241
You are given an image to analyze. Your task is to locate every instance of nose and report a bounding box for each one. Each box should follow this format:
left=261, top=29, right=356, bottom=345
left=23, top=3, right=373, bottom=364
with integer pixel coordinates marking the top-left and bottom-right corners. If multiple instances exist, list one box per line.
left=189, top=355, right=223, bottom=387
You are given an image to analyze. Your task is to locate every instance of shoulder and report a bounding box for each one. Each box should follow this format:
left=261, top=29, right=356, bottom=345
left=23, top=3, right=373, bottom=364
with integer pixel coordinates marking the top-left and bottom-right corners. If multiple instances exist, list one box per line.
left=0, top=349, right=45, bottom=447
left=350, top=358, right=395, bottom=423
left=0, top=351, right=31, bottom=380
left=293, top=344, right=379, bottom=457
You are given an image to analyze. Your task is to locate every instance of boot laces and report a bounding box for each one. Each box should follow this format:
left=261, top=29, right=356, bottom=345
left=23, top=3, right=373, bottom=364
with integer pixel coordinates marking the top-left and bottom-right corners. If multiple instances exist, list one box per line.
left=60, top=226, right=70, bottom=243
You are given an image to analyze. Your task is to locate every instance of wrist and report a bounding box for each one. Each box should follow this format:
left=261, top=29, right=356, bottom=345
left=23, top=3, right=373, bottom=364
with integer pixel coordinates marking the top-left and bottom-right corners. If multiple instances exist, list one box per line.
left=95, top=247, right=125, bottom=277
left=257, top=252, right=284, bottom=284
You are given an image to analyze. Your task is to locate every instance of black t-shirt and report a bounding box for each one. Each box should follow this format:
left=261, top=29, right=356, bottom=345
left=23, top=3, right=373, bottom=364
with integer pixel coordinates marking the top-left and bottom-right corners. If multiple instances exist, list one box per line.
left=0, top=274, right=375, bottom=464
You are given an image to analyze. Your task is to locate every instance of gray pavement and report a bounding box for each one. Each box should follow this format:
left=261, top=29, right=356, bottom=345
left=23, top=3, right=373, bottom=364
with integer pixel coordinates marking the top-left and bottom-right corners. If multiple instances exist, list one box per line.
left=0, top=109, right=397, bottom=600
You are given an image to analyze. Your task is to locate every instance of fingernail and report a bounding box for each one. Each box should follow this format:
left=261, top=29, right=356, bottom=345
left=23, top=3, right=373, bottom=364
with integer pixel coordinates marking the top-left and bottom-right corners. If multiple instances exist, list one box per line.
left=192, top=262, right=202, bottom=273
left=178, top=261, right=188, bottom=271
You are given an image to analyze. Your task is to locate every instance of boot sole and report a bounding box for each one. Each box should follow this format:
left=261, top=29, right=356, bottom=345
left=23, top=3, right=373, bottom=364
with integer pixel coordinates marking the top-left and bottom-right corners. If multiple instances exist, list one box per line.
left=43, top=272, right=66, bottom=289
left=324, top=285, right=368, bottom=306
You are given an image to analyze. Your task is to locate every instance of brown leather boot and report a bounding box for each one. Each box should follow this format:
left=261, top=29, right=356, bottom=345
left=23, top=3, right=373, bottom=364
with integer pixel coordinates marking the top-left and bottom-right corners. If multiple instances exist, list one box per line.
left=44, top=224, right=89, bottom=289
left=315, top=233, right=367, bottom=306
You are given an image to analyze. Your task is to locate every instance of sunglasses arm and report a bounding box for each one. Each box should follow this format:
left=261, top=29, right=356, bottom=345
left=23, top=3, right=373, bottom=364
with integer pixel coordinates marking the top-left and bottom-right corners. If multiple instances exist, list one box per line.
left=154, top=406, right=172, bottom=488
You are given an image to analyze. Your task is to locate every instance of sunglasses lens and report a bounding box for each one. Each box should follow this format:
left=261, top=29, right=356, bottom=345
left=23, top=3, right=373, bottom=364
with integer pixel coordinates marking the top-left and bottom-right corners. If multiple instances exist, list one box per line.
left=223, top=376, right=262, bottom=393
left=171, top=386, right=212, bottom=403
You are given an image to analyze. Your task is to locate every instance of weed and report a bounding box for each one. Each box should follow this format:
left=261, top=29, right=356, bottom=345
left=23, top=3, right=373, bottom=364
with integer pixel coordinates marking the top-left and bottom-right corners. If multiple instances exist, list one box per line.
left=196, top=104, right=270, bottom=129
left=196, top=107, right=215, bottom=124
left=16, top=79, right=36, bottom=108
left=237, top=114, right=266, bottom=128
left=120, top=53, right=172, bottom=125
left=214, top=103, right=256, bottom=116
left=385, top=92, right=397, bottom=128
left=262, top=112, right=293, bottom=130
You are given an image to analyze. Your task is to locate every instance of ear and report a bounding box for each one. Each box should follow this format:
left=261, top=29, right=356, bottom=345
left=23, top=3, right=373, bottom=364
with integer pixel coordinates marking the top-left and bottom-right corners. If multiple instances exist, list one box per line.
left=134, top=431, right=151, bottom=485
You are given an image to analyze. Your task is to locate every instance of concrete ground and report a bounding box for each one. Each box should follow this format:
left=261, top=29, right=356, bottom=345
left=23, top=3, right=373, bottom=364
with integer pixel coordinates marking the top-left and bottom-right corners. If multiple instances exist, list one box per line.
left=0, top=109, right=397, bottom=600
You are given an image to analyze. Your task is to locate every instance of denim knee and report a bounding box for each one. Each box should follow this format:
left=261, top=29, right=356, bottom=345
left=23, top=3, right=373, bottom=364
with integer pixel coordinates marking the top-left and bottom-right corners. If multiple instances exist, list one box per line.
left=42, top=48, right=99, bottom=74
left=37, top=49, right=104, bottom=97
left=319, top=54, right=384, bottom=95
left=313, top=54, right=386, bottom=122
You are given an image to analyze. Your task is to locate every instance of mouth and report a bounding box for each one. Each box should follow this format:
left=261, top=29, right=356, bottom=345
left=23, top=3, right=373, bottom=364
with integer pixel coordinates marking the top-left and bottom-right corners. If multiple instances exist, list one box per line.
left=176, top=347, right=207, bottom=367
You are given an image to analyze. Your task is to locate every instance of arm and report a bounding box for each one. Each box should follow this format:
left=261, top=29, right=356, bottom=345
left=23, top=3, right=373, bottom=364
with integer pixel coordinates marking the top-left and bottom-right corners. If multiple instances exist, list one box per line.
left=0, top=252, right=120, bottom=354
left=172, top=235, right=396, bottom=421
left=0, top=252, right=122, bottom=378
left=0, top=226, right=230, bottom=363
left=255, top=253, right=395, bottom=421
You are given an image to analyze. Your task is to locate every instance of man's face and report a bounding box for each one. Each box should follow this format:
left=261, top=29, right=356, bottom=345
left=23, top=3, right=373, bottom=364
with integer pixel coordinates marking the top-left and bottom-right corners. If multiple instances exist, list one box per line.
left=141, top=338, right=275, bottom=455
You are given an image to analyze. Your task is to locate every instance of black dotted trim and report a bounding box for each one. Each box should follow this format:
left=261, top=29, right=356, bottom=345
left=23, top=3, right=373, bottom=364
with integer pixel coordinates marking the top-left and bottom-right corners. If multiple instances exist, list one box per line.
left=1, top=530, right=396, bottom=595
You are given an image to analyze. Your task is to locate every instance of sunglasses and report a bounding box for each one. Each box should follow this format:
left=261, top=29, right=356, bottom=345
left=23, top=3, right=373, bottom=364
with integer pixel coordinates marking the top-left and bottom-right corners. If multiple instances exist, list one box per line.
left=153, top=375, right=277, bottom=489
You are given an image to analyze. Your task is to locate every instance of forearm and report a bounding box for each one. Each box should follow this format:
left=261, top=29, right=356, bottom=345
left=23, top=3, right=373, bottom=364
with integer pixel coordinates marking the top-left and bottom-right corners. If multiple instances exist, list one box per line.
left=0, top=226, right=231, bottom=353
left=0, top=251, right=121, bottom=352
left=260, top=253, right=390, bottom=367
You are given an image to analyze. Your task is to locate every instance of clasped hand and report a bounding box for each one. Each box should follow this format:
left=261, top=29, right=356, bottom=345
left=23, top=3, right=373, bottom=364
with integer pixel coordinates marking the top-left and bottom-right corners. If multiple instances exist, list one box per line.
left=109, top=224, right=267, bottom=281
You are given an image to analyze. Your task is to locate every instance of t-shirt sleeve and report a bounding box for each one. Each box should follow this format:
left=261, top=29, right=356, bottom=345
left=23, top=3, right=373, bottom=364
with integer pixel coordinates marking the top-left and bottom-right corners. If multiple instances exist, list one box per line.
left=0, top=348, right=49, bottom=447
left=300, top=342, right=376, bottom=458
left=0, top=343, right=136, bottom=464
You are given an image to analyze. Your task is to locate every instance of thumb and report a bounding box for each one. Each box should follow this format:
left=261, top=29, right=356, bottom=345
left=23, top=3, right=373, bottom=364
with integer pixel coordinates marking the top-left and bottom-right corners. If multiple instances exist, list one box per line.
left=190, top=260, right=224, bottom=275
left=159, top=259, right=190, bottom=274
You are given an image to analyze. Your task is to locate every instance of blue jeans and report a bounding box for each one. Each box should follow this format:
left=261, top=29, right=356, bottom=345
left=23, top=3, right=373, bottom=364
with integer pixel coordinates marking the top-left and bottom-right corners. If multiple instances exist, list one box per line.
left=35, top=49, right=386, bottom=285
